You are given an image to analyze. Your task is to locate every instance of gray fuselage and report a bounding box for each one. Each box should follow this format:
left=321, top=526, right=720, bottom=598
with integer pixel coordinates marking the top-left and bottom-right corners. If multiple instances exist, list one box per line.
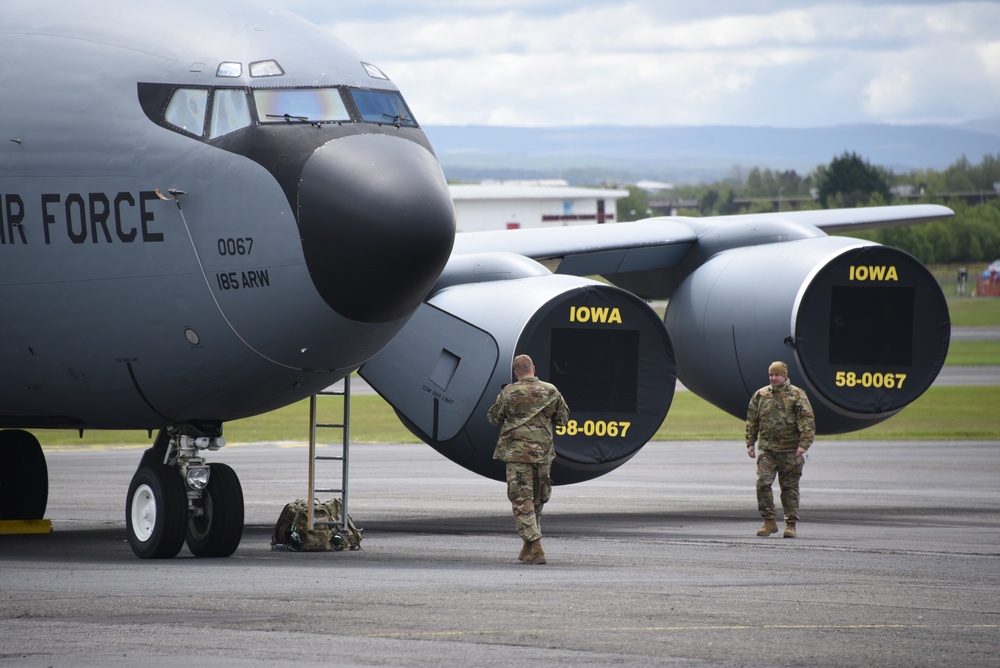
left=0, top=0, right=456, bottom=429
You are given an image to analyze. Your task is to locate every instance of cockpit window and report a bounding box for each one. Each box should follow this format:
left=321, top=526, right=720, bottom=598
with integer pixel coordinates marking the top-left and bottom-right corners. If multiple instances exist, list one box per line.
left=362, top=62, right=389, bottom=80
left=165, top=88, right=208, bottom=136
left=217, top=62, right=242, bottom=78
left=210, top=89, right=252, bottom=139
left=249, top=60, right=284, bottom=77
left=253, top=88, right=350, bottom=123
left=350, top=89, right=417, bottom=127
left=139, top=82, right=420, bottom=143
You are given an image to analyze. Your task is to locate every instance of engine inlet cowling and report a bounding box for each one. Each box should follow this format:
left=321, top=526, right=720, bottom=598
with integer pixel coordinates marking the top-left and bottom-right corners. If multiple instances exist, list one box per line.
left=361, top=273, right=677, bottom=484
left=665, top=237, right=950, bottom=433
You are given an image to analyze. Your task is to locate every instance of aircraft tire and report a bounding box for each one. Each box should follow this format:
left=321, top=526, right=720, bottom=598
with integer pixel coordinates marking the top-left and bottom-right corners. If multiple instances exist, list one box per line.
left=0, top=430, right=48, bottom=520
left=126, top=463, right=187, bottom=559
left=186, top=462, right=244, bottom=558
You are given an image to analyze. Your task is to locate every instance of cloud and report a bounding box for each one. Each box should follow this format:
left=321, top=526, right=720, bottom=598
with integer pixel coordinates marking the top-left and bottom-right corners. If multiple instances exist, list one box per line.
left=277, top=0, right=1000, bottom=127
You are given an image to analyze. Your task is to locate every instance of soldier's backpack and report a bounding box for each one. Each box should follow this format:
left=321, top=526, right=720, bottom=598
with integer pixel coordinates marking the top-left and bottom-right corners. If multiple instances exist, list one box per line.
left=270, top=498, right=363, bottom=551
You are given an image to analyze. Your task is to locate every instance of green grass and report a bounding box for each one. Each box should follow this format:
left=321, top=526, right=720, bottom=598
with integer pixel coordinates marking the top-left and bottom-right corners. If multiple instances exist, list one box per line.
left=40, top=384, right=1000, bottom=448
left=945, top=340, right=1000, bottom=365
left=928, top=263, right=1000, bottom=326
left=39, top=394, right=415, bottom=448
left=654, top=386, right=1000, bottom=441
left=936, top=263, right=1000, bottom=363
left=947, top=297, right=1000, bottom=327
left=820, top=386, right=1000, bottom=441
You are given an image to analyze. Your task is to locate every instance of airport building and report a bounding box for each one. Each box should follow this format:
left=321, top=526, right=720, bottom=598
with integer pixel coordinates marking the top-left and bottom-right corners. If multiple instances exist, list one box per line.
left=449, top=182, right=629, bottom=232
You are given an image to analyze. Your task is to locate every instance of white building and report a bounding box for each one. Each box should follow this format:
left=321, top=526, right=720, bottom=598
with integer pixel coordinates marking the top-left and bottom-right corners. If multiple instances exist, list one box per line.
left=449, top=183, right=629, bottom=233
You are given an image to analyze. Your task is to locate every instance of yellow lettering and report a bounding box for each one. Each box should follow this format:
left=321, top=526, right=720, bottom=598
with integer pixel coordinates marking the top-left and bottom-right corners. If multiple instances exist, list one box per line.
left=569, top=306, right=623, bottom=324
left=555, top=419, right=632, bottom=438
left=833, top=370, right=907, bottom=389
left=849, top=265, right=899, bottom=282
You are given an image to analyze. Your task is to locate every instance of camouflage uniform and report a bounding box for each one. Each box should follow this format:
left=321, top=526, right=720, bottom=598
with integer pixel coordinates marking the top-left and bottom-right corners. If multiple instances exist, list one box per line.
left=487, top=376, right=570, bottom=543
left=746, top=379, right=815, bottom=522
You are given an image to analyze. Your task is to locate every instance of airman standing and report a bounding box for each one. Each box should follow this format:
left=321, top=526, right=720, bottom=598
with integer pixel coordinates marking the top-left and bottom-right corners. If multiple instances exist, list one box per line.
left=487, top=354, right=570, bottom=564
left=745, top=361, right=815, bottom=538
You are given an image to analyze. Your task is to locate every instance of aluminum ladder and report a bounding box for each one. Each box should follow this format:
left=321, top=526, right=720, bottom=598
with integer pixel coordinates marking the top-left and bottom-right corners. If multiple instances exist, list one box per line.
left=306, top=375, right=351, bottom=536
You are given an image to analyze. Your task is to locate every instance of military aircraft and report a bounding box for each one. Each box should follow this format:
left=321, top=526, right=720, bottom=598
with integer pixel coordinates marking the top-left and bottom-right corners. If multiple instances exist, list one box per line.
left=0, top=0, right=951, bottom=559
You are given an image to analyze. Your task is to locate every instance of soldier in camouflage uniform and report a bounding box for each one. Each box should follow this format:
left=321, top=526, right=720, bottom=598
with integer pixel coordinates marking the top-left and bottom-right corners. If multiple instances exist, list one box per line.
left=745, top=361, right=815, bottom=539
left=487, top=354, right=570, bottom=564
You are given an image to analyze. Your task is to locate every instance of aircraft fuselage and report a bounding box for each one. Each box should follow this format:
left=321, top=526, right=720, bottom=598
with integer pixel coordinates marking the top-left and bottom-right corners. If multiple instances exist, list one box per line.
left=0, top=1, right=456, bottom=430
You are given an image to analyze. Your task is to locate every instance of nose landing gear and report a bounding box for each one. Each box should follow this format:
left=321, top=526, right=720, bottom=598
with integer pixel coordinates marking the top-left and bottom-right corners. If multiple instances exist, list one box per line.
left=125, top=426, right=244, bottom=559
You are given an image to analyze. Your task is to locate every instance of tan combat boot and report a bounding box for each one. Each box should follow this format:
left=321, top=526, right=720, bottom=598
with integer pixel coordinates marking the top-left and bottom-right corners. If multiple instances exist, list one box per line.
left=756, top=519, right=778, bottom=537
left=522, top=539, right=547, bottom=564
left=517, top=540, right=531, bottom=561
left=783, top=522, right=797, bottom=538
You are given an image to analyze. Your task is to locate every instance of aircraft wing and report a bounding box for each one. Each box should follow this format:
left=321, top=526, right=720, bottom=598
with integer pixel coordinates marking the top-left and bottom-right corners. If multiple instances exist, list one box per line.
left=363, top=202, right=954, bottom=485
left=706, top=203, right=955, bottom=234
left=451, top=217, right=699, bottom=277
left=451, top=204, right=953, bottom=276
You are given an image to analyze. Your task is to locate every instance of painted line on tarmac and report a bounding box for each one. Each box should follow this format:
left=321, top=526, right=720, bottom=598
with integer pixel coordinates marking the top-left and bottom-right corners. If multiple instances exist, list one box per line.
left=363, top=622, right=999, bottom=639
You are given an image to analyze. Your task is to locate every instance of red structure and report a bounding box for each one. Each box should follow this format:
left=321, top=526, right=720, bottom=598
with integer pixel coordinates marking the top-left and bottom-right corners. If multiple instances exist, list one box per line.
left=977, top=270, right=1000, bottom=297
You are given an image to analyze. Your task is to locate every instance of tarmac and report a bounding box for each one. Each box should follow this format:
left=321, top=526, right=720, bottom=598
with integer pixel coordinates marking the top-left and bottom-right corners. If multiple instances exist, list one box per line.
left=2, top=437, right=998, bottom=667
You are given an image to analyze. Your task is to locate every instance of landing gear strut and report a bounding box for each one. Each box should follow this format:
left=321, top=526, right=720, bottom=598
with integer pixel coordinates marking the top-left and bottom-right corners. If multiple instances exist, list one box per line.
left=126, top=426, right=244, bottom=559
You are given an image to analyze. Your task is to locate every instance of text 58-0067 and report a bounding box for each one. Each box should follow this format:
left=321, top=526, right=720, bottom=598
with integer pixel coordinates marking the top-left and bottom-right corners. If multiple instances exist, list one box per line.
left=835, top=371, right=907, bottom=389
left=556, top=420, right=631, bottom=437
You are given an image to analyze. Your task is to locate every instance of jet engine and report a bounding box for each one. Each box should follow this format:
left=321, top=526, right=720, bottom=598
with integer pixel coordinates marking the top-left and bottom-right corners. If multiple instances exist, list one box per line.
left=361, top=265, right=676, bottom=484
left=664, top=237, right=950, bottom=433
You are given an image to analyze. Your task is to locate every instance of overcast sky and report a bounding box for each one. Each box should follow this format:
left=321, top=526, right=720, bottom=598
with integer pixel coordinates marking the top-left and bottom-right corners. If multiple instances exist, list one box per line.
left=279, top=1, right=1000, bottom=128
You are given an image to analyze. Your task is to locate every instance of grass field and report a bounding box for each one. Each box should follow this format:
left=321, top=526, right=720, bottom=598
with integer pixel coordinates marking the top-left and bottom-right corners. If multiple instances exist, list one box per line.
left=652, top=386, right=999, bottom=441
left=947, top=294, right=1000, bottom=327
left=40, top=383, right=999, bottom=448
left=38, top=268, right=1000, bottom=448
left=938, top=263, right=1000, bottom=363
left=946, top=340, right=1000, bottom=365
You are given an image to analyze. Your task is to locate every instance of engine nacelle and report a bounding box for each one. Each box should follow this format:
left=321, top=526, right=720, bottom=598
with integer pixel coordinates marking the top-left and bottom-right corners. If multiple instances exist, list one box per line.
left=665, top=237, right=950, bottom=433
left=360, top=272, right=676, bottom=484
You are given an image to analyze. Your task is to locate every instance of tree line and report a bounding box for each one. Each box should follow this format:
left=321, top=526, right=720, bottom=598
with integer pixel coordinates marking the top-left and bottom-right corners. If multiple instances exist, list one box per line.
left=616, top=152, right=1000, bottom=264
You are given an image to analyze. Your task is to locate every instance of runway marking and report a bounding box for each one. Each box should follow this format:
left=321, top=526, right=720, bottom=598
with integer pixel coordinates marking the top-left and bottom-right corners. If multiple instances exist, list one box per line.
left=363, top=622, right=999, bottom=639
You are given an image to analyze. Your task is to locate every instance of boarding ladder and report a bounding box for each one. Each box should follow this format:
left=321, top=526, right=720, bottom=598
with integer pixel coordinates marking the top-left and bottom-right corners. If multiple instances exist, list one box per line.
left=306, top=375, right=351, bottom=535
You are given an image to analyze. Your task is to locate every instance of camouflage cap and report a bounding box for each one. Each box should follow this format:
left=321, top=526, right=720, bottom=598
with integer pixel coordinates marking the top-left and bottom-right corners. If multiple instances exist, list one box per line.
left=768, top=361, right=788, bottom=377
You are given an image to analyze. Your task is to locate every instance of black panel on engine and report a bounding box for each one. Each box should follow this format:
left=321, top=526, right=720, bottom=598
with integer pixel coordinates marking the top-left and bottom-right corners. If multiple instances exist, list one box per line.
left=829, top=285, right=915, bottom=365
left=550, top=328, right=639, bottom=412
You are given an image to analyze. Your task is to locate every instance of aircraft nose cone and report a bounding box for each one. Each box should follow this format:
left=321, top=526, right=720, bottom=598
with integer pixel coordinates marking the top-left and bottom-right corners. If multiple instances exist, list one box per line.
left=298, top=134, right=456, bottom=323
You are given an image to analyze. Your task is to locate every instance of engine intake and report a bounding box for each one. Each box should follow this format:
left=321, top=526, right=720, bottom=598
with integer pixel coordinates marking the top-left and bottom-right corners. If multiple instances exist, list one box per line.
left=665, top=238, right=950, bottom=433
left=361, top=272, right=676, bottom=484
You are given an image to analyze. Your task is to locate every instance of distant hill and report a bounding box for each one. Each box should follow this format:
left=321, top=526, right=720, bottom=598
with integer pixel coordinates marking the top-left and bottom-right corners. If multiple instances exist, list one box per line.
left=423, top=123, right=1000, bottom=185
left=958, top=117, right=1000, bottom=138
